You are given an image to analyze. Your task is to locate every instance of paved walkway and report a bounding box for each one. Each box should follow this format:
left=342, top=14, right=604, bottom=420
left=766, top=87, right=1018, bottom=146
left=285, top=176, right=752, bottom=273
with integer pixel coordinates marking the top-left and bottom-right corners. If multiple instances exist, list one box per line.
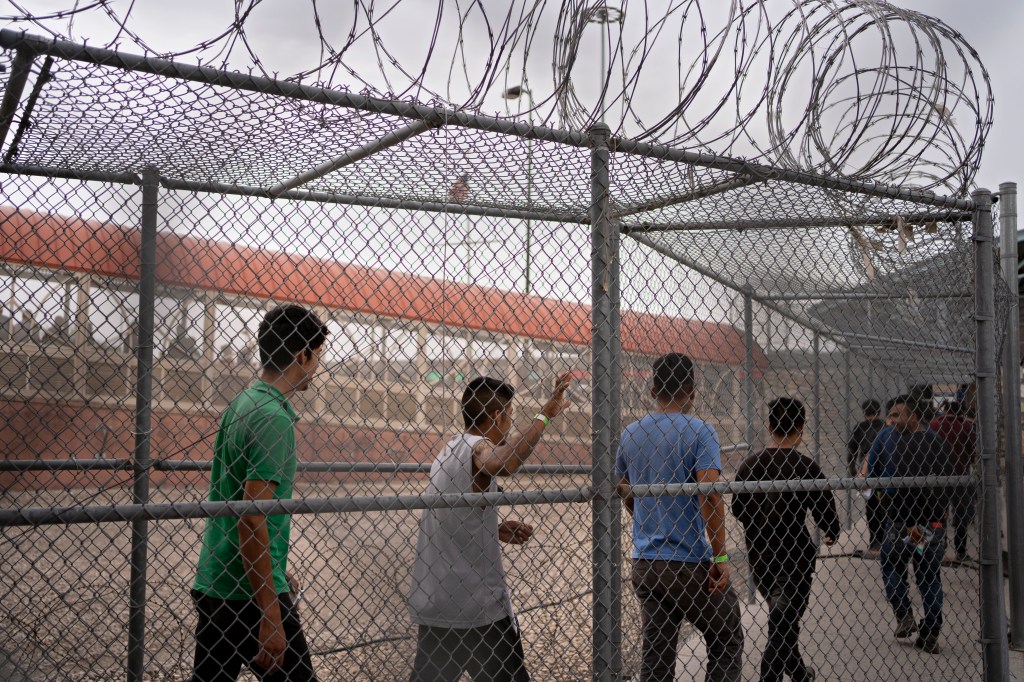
left=671, top=520, right=989, bottom=681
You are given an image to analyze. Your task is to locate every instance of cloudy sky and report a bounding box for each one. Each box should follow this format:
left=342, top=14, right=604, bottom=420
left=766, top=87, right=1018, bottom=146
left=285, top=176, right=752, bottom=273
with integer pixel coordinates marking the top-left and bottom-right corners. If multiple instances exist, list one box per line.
left=898, top=0, right=1023, bottom=192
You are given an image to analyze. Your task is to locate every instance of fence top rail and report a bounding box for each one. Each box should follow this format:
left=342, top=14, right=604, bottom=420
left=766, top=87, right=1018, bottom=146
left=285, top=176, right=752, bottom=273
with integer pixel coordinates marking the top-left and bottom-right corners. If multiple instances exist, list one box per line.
left=0, top=476, right=974, bottom=528
left=0, top=29, right=973, bottom=216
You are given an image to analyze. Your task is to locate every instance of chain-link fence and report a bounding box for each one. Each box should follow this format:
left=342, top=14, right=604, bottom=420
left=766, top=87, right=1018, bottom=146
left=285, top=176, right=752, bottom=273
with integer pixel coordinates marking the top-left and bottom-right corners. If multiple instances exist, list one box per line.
left=0, top=28, right=1017, bottom=682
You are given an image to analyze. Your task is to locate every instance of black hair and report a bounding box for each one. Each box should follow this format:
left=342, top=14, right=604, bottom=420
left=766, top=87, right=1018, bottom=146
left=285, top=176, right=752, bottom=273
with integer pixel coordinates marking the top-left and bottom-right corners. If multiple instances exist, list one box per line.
left=652, top=353, right=695, bottom=401
left=462, top=376, right=515, bottom=429
left=861, top=399, right=881, bottom=416
left=888, top=393, right=926, bottom=419
left=257, top=304, right=329, bottom=372
left=768, top=397, right=806, bottom=437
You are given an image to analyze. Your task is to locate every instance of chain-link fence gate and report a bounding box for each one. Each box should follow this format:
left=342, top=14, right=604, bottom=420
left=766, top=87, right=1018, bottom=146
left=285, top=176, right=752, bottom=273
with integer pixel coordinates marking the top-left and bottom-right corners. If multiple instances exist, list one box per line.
left=0, top=24, right=1017, bottom=682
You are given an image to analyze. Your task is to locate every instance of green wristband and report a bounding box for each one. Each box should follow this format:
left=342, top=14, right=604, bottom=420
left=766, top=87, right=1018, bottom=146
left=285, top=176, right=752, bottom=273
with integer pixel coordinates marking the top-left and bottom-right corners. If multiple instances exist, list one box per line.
left=713, top=553, right=729, bottom=564
left=534, top=413, right=550, bottom=426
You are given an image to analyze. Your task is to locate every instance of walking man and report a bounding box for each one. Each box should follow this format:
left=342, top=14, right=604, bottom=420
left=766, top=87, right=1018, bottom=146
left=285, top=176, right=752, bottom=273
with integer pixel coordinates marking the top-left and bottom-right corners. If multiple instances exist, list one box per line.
left=616, top=353, right=743, bottom=682
left=868, top=394, right=953, bottom=653
left=190, top=304, right=328, bottom=681
left=847, top=399, right=885, bottom=552
left=407, top=373, right=571, bottom=682
left=733, top=398, right=840, bottom=682
left=930, top=401, right=977, bottom=561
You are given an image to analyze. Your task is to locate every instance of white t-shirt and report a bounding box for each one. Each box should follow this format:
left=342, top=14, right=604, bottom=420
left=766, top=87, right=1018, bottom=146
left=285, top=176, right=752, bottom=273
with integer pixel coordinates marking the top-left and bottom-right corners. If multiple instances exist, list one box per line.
left=408, top=434, right=512, bottom=628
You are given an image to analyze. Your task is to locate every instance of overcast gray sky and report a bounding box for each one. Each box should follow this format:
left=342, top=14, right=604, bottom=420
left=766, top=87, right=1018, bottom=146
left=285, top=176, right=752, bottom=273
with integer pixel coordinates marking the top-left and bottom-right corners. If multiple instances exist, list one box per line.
left=897, top=0, right=1023, bottom=191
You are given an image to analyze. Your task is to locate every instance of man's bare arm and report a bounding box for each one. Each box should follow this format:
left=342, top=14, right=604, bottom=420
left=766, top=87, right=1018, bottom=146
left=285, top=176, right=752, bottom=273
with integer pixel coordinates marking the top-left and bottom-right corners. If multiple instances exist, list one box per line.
left=617, top=476, right=634, bottom=516
left=697, top=468, right=728, bottom=558
left=474, top=374, right=571, bottom=479
left=239, top=479, right=286, bottom=672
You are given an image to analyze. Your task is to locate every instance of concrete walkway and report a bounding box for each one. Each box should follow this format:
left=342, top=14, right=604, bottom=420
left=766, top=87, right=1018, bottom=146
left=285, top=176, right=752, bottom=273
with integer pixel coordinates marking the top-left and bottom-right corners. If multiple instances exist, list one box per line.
left=671, top=523, right=988, bottom=680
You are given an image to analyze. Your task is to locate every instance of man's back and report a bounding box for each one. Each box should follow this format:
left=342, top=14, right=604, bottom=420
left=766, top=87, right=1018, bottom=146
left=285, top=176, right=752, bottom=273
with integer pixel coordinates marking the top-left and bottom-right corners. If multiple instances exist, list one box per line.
left=930, top=413, right=976, bottom=476
left=733, top=449, right=840, bottom=570
left=848, top=417, right=885, bottom=474
left=615, top=412, right=721, bottom=562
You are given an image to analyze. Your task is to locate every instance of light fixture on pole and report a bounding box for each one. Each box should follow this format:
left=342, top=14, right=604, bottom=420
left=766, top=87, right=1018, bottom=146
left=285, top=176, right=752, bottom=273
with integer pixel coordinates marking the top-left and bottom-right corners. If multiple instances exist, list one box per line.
left=586, top=5, right=624, bottom=123
left=502, top=84, right=535, bottom=295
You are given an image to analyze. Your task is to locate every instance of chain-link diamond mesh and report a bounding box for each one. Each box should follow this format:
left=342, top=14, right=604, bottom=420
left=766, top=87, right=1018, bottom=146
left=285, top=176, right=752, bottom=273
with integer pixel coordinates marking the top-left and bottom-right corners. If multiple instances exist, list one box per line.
left=0, top=30, right=1015, bottom=682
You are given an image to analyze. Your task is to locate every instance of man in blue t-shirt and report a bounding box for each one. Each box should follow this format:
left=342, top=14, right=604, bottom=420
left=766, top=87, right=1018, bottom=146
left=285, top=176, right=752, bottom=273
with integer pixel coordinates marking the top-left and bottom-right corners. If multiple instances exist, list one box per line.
left=616, top=353, right=743, bottom=682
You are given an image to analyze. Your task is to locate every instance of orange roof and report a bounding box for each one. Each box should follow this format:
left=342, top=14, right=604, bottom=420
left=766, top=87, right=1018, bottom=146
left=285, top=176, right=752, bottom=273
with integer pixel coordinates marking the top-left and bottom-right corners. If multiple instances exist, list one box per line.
left=0, top=205, right=766, bottom=369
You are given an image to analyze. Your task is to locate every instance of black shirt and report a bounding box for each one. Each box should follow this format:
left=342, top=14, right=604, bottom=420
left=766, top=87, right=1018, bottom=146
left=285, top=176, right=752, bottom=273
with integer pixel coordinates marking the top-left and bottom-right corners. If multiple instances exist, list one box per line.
left=847, top=418, right=885, bottom=476
left=885, top=429, right=953, bottom=526
left=732, top=448, right=841, bottom=573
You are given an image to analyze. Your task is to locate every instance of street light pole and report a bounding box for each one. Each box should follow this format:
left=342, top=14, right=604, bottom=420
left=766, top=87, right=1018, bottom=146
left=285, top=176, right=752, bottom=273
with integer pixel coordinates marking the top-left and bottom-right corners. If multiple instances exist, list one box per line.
left=587, top=6, right=624, bottom=123
left=503, top=85, right=535, bottom=295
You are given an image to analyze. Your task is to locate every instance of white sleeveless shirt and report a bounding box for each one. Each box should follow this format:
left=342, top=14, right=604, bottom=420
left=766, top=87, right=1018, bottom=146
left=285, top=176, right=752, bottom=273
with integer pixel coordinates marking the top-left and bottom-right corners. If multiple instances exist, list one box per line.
left=408, top=434, right=512, bottom=628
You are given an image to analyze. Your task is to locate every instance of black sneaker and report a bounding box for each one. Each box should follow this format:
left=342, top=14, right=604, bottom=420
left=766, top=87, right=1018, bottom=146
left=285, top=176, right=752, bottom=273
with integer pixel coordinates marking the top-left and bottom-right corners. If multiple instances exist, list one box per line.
left=895, top=612, right=918, bottom=638
left=914, top=633, right=940, bottom=654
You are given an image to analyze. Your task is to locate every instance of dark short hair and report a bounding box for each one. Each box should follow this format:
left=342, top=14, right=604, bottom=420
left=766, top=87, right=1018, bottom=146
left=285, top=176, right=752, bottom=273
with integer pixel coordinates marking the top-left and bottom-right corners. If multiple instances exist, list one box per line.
left=888, top=394, right=925, bottom=419
left=652, top=353, right=695, bottom=401
left=257, top=304, right=329, bottom=371
left=462, top=376, right=515, bottom=429
left=768, top=397, right=805, bottom=437
left=861, top=399, right=881, bottom=416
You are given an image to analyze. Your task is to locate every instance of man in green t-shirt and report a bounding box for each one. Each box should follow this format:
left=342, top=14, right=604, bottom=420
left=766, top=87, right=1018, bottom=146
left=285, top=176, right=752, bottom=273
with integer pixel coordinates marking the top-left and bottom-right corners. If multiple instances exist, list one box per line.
left=190, top=304, right=328, bottom=682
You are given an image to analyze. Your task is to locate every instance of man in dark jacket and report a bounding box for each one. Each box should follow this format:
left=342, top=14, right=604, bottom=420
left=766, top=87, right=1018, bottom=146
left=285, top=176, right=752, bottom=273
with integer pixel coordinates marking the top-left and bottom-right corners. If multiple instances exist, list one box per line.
left=733, top=398, right=840, bottom=682
left=847, top=399, right=885, bottom=551
left=868, top=394, right=953, bottom=654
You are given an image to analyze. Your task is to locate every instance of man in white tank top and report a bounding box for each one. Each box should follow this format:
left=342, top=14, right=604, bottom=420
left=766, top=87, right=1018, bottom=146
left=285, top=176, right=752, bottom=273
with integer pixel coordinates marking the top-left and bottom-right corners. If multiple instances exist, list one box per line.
left=408, top=374, right=571, bottom=682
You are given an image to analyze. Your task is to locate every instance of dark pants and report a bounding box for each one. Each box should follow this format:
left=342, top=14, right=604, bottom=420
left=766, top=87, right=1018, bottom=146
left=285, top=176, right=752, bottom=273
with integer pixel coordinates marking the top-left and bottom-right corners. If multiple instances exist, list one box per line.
left=866, top=493, right=884, bottom=549
left=409, top=617, right=529, bottom=682
left=951, top=486, right=976, bottom=557
left=880, top=522, right=945, bottom=637
left=753, top=563, right=815, bottom=682
left=190, top=590, right=316, bottom=682
left=631, top=559, right=744, bottom=682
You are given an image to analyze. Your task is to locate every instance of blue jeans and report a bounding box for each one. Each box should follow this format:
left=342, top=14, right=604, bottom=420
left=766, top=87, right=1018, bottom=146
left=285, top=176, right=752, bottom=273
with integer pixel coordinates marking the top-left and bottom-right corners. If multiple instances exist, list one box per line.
left=879, top=521, right=945, bottom=637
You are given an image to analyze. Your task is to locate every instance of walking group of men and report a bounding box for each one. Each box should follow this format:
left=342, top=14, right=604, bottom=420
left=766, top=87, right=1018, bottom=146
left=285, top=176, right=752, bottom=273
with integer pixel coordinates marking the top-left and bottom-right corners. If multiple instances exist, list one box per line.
left=186, top=304, right=966, bottom=682
left=848, top=387, right=976, bottom=655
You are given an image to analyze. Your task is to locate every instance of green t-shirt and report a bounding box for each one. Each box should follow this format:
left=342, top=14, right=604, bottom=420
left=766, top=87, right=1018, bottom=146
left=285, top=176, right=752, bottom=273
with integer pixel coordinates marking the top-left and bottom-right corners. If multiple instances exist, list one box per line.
left=193, top=381, right=298, bottom=600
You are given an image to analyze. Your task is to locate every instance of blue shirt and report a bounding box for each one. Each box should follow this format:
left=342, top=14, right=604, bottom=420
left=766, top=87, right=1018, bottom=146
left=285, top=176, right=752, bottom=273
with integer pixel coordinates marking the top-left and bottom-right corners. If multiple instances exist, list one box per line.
left=867, top=425, right=899, bottom=484
left=615, top=412, right=722, bottom=562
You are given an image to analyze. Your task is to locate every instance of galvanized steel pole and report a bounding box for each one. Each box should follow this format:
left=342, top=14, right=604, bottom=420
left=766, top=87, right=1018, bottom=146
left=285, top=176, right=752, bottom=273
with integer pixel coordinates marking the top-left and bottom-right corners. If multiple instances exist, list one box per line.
left=999, top=181, right=1024, bottom=648
left=128, top=167, right=158, bottom=682
left=813, top=333, right=821, bottom=546
left=973, top=188, right=1010, bottom=680
left=743, top=291, right=757, bottom=602
left=844, top=351, right=853, bottom=530
left=589, top=122, right=620, bottom=682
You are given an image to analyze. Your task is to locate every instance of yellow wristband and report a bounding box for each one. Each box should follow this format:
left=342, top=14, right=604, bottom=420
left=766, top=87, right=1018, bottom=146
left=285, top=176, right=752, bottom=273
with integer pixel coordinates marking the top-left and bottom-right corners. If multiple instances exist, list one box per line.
left=534, top=413, right=550, bottom=426
left=713, top=553, right=729, bottom=564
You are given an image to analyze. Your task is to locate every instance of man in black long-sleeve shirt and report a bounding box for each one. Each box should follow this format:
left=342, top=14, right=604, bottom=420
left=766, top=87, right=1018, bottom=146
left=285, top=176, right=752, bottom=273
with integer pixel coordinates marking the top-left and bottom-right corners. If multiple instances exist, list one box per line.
left=847, top=399, right=885, bottom=551
left=871, top=394, right=953, bottom=654
left=733, top=398, right=840, bottom=682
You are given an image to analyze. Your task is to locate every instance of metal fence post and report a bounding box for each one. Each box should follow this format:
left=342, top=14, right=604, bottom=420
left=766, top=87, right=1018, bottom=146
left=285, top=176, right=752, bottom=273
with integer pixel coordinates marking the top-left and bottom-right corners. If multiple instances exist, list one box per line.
left=589, top=122, right=620, bottom=682
left=999, top=181, right=1024, bottom=648
left=812, top=333, right=821, bottom=546
left=973, top=187, right=1010, bottom=680
left=608, top=198, right=624, bottom=678
left=127, top=167, right=158, bottom=682
left=743, top=291, right=757, bottom=602
left=844, top=350, right=853, bottom=530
